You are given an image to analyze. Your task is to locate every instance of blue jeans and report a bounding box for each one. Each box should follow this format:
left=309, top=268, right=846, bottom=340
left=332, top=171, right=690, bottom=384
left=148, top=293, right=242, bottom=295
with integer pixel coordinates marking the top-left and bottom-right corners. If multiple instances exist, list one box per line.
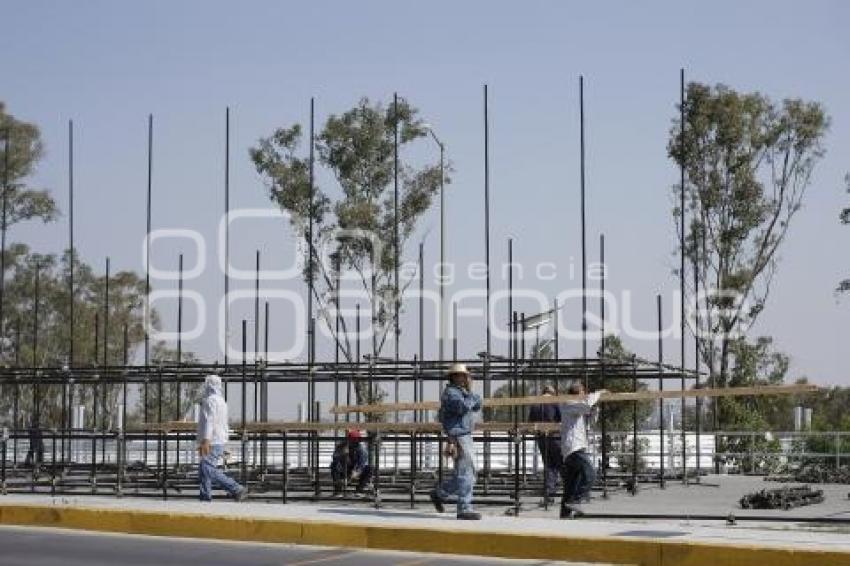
left=561, top=449, right=595, bottom=505
left=436, top=434, right=476, bottom=514
left=199, top=444, right=243, bottom=501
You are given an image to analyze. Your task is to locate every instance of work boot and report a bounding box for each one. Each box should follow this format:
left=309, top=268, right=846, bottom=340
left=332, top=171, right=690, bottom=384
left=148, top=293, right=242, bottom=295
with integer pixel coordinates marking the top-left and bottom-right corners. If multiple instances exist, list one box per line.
left=457, top=511, right=482, bottom=520
left=429, top=490, right=445, bottom=513
left=559, top=505, right=584, bottom=519
left=234, top=487, right=250, bottom=502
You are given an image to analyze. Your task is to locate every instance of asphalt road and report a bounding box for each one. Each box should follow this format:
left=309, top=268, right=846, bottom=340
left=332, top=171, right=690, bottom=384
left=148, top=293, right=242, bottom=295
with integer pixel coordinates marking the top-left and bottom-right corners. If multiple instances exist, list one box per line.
left=0, top=525, right=587, bottom=566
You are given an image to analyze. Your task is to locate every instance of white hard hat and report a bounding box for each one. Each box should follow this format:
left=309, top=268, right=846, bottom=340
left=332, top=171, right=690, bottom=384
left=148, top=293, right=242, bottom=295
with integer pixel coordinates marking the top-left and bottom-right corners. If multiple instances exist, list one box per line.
left=447, top=363, right=469, bottom=377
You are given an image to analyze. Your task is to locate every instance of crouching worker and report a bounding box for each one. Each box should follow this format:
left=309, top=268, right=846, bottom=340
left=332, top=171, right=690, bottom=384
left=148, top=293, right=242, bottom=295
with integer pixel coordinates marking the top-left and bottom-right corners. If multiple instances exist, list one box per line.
left=197, top=374, right=248, bottom=502
left=331, top=429, right=371, bottom=495
left=559, top=381, right=606, bottom=518
left=430, top=363, right=482, bottom=520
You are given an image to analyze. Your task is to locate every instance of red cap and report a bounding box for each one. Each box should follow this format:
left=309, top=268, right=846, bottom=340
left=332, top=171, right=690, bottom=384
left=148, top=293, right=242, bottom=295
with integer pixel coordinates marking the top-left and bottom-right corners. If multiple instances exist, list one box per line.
left=347, top=429, right=362, bottom=441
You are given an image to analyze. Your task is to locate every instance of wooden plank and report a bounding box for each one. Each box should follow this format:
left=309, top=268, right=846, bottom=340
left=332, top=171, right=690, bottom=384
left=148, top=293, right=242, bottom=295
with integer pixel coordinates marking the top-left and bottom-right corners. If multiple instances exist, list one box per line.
left=133, top=421, right=561, bottom=433
left=329, top=383, right=819, bottom=415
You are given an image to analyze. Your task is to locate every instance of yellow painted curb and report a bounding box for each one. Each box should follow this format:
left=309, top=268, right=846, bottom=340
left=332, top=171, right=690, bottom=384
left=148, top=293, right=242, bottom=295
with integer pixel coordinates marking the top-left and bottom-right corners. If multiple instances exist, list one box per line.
left=1, top=503, right=848, bottom=566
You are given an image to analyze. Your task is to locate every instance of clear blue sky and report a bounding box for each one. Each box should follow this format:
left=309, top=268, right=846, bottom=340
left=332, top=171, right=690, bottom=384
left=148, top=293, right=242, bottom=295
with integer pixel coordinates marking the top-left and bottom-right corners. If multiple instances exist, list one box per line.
left=2, top=1, right=848, bottom=406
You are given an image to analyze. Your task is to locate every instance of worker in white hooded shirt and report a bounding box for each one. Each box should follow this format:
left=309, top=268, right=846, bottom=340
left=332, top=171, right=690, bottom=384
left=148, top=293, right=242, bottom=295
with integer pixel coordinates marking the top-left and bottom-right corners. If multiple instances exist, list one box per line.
left=197, top=374, right=248, bottom=502
left=559, top=381, right=606, bottom=518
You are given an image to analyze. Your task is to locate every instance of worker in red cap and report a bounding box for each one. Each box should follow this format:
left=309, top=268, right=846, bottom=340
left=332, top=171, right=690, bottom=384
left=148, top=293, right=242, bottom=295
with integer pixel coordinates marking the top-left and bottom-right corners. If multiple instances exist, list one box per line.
left=331, top=429, right=371, bottom=496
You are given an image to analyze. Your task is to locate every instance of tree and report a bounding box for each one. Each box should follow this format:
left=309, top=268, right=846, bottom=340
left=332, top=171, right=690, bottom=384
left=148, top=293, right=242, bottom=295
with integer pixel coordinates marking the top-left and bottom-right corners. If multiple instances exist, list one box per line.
left=251, top=96, right=450, bottom=406
left=669, top=83, right=829, bottom=427
left=0, top=104, right=194, bottom=433
left=0, top=245, right=152, bottom=429
left=594, top=335, right=653, bottom=432
left=839, top=173, right=850, bottom=293
left=0, top=103, right=58, bottom=230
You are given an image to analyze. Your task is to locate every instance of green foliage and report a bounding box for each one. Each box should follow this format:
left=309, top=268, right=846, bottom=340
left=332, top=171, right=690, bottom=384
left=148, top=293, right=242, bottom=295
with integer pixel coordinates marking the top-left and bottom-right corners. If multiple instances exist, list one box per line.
left=619, top=436, right=649, bottom=474
left=0, top=103, right=192, bottom=432
left=0, top=245, right=151, bottom=429
left=594, top=335, right=653, bottom=432
left=0, top=103, right=58, bottom=228
left=251, top=96, right=450, bottom=406
left=668, top=83, right=829, bottom=390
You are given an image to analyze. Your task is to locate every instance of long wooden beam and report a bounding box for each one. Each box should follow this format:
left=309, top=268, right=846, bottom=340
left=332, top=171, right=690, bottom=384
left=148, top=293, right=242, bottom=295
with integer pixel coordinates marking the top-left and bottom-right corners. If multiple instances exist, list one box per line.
left=329, top=383, right=818, bottom=415
left=133, top=421, right=561, bottom=433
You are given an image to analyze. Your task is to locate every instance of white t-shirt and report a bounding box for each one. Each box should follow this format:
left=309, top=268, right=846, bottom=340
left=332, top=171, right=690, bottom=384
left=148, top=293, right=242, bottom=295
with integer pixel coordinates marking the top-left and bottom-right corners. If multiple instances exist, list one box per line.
left=559, top=391, right=601, bottom=457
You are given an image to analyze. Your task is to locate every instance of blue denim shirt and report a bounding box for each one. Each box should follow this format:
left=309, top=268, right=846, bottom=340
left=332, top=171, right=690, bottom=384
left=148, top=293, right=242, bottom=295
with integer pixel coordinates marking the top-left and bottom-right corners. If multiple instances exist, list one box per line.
left=438, top=383, right=482, bottom=437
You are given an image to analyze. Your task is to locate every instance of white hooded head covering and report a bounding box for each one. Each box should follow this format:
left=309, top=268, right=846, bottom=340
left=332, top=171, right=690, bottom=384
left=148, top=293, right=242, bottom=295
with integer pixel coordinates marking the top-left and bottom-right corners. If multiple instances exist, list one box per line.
left=203, top=374, right=223, bottom=397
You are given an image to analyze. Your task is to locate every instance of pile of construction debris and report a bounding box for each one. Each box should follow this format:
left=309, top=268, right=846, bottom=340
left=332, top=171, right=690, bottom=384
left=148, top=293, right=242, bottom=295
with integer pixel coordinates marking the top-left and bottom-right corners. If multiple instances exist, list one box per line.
left=740, top=486, right=824, bottom=510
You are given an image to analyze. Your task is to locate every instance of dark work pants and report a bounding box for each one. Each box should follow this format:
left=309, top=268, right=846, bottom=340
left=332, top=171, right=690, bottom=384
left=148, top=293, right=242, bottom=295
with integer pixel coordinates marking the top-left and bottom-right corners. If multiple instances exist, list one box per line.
left=331, top=456, right=371, bottom=491
left=535, top=435, right=562, bottom=496
left=560, top=449, right=595, bottom=506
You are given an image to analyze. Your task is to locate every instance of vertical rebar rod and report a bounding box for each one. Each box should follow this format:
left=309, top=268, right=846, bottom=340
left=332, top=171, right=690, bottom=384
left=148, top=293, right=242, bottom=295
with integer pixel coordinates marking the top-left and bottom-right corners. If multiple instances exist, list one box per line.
left=102, top=258, right=109, bottom=464
left=631, top=355, right=638, bottom=495
left=0, top=127, right=8, bottom=358
left=334, top=251, right=340, bottom=424
left=175, top=254, right=183, bottom=467
left=177, top=253, right=183, bottom=389
left=145, top=115, right=152, bottom=366
left=679, top=67, right=688, bottom=485
left=418, top=243, right=424, bottom=426
left=13, top=320, right=20, bottom=465
left=393, top=92, right=400, bottom=362
left=93, top=312, right=99, bottom=489
left=483, top=84, right=491, bottom=402
left=241, top=319, right=247, bottom=484
left=599, top=233, right=607, bottom=497
left=308, top=98, right=315, bottom=367
left=32, top=264, right=40, bottom=433
left=254, top=251, right=260, bottom=437
left=264, top=300, right=269, bottom=418
left=352, top=303, right=359, bottom=423
left=65, top=121, right=73, bottom=462
left=224, top=108, right=230, bottom=368
left=438, top=140, right=446, bottom=366
left=657, top=295, right=665, bottom=488
left=580, top=76, right=588, bottom=389
left=694, top=246, right=701, bottom=482
left=508, top=239, right=513, bottom=423
left=512, top=310, right=520, bottom=515
left=68, top=121, right=74, bottom=367
left=104, top=258, right=110, bottom=367
left=122, top=324, right=128, bottom=432
left=144, top=115, right=152, bottom=468
left=119, top=323, right=128, bottom=492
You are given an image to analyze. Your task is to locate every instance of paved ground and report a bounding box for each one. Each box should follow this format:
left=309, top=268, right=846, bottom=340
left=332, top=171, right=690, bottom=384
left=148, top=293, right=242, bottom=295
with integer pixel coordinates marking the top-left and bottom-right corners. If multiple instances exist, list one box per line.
left=1, top=475, right=849, bottom=556
left=0, top=525, right=593, bottom=566
left=522, top=474, right=850, bottom=520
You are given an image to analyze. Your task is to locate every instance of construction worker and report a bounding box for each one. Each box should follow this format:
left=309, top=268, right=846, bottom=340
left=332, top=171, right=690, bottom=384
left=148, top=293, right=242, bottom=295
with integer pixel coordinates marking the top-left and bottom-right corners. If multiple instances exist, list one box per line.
left=559, top=381, right=606, bottom=518
left=529, top=385, right=562, bottom=500
left=24, top=415, right=44, bottom=469
left=430, top=363, right=482, bottom=520
left=197, top=374, right=248, bottom=502
left=331, top=429, right=371, bottom=495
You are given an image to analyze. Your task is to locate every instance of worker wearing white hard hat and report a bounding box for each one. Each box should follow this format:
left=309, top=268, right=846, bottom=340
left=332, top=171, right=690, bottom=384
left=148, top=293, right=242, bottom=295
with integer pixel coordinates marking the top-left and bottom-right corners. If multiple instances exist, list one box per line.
left=430, top=363, right=482, bottom=520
